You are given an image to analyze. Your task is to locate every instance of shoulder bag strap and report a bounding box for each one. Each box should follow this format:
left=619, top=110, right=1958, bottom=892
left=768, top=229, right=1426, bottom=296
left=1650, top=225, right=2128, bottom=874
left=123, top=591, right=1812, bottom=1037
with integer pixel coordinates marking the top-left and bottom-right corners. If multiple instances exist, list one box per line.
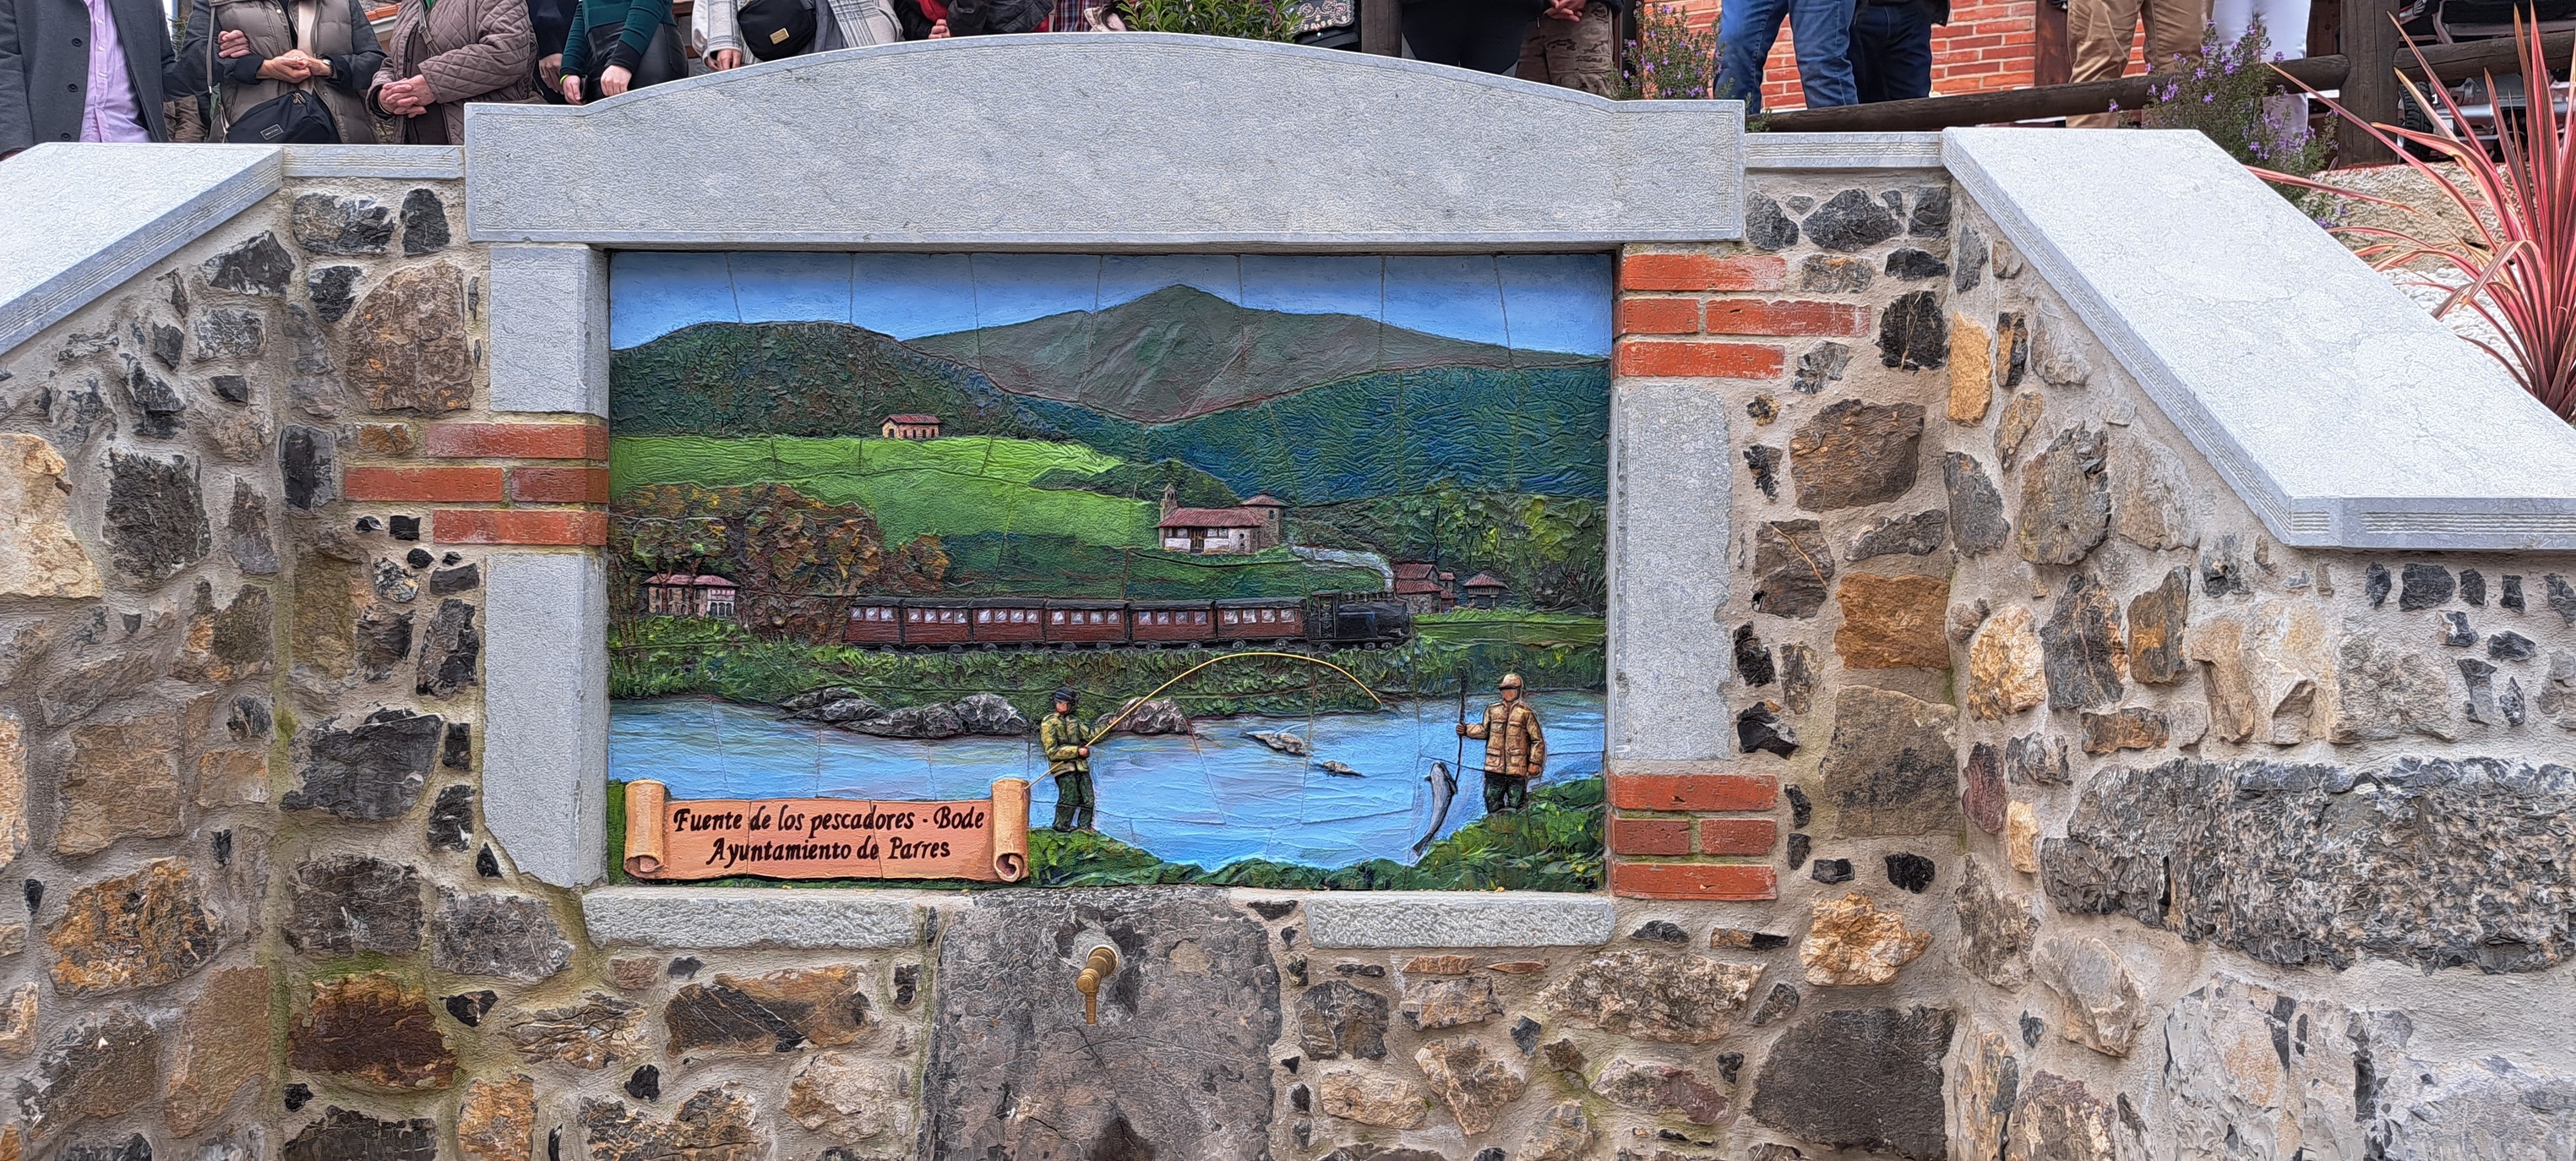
left=204, top=0, right=231, bottom=138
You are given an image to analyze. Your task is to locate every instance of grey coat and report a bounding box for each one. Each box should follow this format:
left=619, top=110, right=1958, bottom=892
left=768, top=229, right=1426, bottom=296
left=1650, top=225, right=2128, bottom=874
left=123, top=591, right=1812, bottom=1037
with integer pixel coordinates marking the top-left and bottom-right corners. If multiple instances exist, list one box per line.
left=176, top=0, right=384, bottom=144
left=0, top=0, right=181, bottom=151
left=367, top=0, right=533, bottom=144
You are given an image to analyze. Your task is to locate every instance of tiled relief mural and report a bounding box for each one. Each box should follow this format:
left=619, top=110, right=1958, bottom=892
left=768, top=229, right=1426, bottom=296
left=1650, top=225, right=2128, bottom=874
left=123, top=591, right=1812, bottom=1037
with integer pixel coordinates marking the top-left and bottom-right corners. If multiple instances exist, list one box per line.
left=604, top=253, right=1613, bottom=889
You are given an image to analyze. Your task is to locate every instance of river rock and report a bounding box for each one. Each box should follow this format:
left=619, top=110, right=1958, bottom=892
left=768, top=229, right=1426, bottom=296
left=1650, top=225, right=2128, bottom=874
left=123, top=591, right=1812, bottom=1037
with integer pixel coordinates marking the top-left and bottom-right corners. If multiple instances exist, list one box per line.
left=195, top=306, right=265, bottom=358
left=1317, top=1068, right=1426, bottom=1128
left=417, top=597, right=481, bottom=697
left=2018, top=426, right=2111, bottom=564
left=1849, top=510, right=1948, bottom=560
left=286, top=1108, right=439, bottom=1161
left=1963, top=743, right=2005, bottom=835
left=504, top=994, right=646, bottom=1069
left=1835, top=573, right=1952, bottom=670
left=284, top=708, right=442, bottom=820
left=1790, top=400, right=1925, bottom=511
left=287, top=972, right=455, bottom=1091
left=1966, top=605, right=2045, bottom=720
left=1818, top=685, right=1958, bottom=837
left=292, top=194, right=395, bottom=255
left=1802, top=891, right=1932, bottom=985
left=1102, top=697, right=1185, bottom=734
left=19, top=1006, right=159, bottom=1134
left=433, top=889, right=572, bottom=981
left=1942, top=454, right=2009, bottom=559
left=1752, top=519, right=1836, bottom=619
left=2044, top=756, right=2576, bottom=972
left=1299, top=980, right=1390, bottom=1060
left=1535, top=949, right=1762, bottom=1044
left=160, top=968, right=276, bottom=1142
left=2040, top=572, right=2123, bottom=711
left=104, top=450, right=210, bottom=581
left=2125, top=568, right=2190, bottom=684
left=347, top=263, right=471, bottom=413
left=1880, top=290, right=1947, bottom=371
left=2330, top=630, right=2460, bottom=743
left=800, top=696, right=885, bottom=724
left=786, top=1050, right=907, bottom=1142
left=55, top=710, right=183, bottom=857
left=2032, top=937, right=2143, bottom=1057
left=1805, top=188, right=1902, bottom=250
left=852, top=702, right=966, bottom=739
left=2078, top=707, right=2169, bottom=755
left=1747, top=193, right=1800, bottom=249
left=46, top=858, right=219, bottom=995
left=2109, top=435, right=2197, bottom=549
left=667, top=964, right=871, bottom=1054
left=1949, top=1021, right=2021, bottom=1161
left=1748, top=1006, right=1954, bottom=1161
left=400, top=187, right=451, bottom=254
left=580, top=1087, right=765, bottom=1161
left=1805, top=253, right=1876, bottom=291
left=2005, top=733, right=2068, bottom=785
left=2007, top=801, right=2040, bottom=873
left=951, top=692, right=1027, bottom=735
left=1948, top=313, right=1994, bottom=423
left=1953, top=857, right=2036, bottom=989
left=1522, top=1102, right=1593, bottom=1161
left=1402, top=976, right=1501, bottom=1030
left=2159, top=977, right=2370, bottom=1161
left=1593, top=1057, right=1729, bottom=1125
left=458, top=1075, right=538, bottom=1161
left=2005, top=1072, right=2117, bottom=1161
left=1747, top=982, right=1800, bottom=1027
left=284, top=854, right=424, bottom=956
left=1413, top=1037, right=1525, bottom=1135
left=781, top=686, right=863, bottom=712
left=2187, top=598, right=2329, bottom=744
left=1794, top=340, right=1851, bottom=394
left=0, top=435, right=102, bottom=597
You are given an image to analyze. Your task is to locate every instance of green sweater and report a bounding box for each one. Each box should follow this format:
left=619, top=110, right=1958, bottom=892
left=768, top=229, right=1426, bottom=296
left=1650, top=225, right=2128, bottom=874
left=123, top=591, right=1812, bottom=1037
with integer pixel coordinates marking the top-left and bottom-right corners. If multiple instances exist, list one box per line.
left=559, top=0, right=670, bottom=79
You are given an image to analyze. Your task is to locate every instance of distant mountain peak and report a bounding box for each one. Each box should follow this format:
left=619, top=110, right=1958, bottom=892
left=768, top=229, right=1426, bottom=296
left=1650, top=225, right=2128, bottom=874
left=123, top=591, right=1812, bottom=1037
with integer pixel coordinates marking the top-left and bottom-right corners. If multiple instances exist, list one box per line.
left=907, top=285, right=1597, bottom=424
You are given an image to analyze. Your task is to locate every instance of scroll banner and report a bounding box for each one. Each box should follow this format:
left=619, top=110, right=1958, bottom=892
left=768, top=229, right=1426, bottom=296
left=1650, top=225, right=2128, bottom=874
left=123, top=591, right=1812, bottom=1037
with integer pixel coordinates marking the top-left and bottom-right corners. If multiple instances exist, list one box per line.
left=623, top=778, right=1031, bottom=882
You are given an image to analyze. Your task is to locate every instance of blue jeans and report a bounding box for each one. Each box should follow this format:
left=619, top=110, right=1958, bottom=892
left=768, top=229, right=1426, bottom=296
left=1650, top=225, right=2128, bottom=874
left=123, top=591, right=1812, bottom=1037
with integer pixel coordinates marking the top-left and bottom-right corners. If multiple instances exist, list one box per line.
left=1714, top=0, right=1858, bottom=113
left=1850, top=1, right=1933, bottom=102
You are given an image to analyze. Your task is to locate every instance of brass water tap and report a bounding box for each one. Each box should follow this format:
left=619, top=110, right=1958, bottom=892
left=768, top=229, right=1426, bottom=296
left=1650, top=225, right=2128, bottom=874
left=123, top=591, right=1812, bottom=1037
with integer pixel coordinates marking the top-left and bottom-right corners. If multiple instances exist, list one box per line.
left=1076, top=946, right=1119, bottom=1024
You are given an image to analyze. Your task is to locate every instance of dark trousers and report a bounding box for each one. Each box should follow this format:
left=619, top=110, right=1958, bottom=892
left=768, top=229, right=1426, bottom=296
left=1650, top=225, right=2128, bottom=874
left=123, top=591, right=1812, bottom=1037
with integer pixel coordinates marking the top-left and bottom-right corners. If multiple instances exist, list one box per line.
left=1052, top=771, right=1094, bottom=831
left=1483, top=771, right=1528, bottom=814
left=1851, top=1, right=1935, bottom=103
left=1402, top=0, right=1537, bottom=73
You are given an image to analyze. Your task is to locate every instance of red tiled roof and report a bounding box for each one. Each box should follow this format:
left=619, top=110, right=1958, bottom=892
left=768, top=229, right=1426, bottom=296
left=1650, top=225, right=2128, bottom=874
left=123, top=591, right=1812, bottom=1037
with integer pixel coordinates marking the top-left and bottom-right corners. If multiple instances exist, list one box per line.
left=1240, top=494, right=1286, bottom=507
left=1394, top=579, right=1446, bottom=595
left=1159, top=508, right=1268, bottom=529
left=645, top=573, right=737, bottom=587
left=1393, top=562, right=1439, bottom=580
left=1462, top=572, right=1507, bottom=589
left=883, top=414, right=941, bottom=425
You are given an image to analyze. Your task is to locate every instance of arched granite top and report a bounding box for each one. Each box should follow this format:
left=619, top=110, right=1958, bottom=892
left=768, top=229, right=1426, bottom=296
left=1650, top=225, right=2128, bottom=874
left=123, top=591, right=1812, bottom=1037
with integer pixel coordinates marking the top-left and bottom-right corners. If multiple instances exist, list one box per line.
left=460, top=33, right=1747, bottom=250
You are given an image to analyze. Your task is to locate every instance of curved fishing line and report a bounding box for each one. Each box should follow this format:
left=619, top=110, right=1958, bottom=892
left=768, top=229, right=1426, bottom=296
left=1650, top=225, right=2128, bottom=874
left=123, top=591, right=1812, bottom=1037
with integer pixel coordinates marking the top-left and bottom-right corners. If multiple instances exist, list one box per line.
left=1088, top=651, right=1386, bottom=739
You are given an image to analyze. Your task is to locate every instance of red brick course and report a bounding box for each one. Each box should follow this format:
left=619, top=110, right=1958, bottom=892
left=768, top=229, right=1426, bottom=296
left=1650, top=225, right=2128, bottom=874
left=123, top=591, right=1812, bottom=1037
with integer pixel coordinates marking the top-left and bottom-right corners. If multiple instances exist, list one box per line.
left=1613, top=339, right=1786, bottom=380
left=1609, top=772, right=1779, bottom=813
left=1610, top=817, right=1696, bottom=857
left=1696, top=817, right=1781, bottom=856
left=508, top=466, right=613, bottom=504
left=432, top=509, right=610, bottom=546
left=1702, top=298, right=1871, bottom=338
left=425, top=422, right=609, bottom=461
left=1619, top=253, right=1788, bottom=293
left=1611, top=862, right=1780, bottom=902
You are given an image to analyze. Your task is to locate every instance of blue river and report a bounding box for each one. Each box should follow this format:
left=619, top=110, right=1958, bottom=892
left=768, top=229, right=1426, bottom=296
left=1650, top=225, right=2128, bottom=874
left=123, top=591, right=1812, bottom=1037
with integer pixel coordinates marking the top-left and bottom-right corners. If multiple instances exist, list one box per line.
left=610, top=692, right=1605, bottom=869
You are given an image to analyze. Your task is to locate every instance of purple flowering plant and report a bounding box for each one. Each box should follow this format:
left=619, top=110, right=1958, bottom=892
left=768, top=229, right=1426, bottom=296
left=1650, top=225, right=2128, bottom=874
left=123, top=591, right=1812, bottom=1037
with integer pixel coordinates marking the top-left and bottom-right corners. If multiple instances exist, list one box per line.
left=2140, top=19, right=2328, bottom=190
left=1618, top=3, right=1720, bottom=100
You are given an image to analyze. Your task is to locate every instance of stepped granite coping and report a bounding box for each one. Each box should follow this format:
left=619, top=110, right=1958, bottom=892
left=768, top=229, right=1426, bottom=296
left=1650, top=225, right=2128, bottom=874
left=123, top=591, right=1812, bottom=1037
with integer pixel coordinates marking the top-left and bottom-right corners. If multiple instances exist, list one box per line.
left=462, top=33, right=1745, bottom=250
left=1947, top=127, right=2576, bottom=550
left=0, top=144, right=280, bottom=356
left=1746, top=132, right=1942, bottom=170
left=1303, top=891, right=1619, bottom=947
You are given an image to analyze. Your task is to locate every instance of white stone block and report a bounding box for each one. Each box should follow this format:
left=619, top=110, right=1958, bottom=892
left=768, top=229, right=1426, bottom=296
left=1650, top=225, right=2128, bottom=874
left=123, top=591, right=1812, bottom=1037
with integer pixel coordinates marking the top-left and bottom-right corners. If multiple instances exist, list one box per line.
left=488, top=244, right=609, bottom=417
left=1608, top=377, right=1732, bottom=763
left=484, top=551, right=608, bottom=887
left=463, top=35, right=1744, bottom=249
left=1947, top=127, right=2576, bottom=551
left=1304, top=891, right=1617, bottom=948
left=0, top=144, right=280, bottom=357
left=583, top=887, right=922, bottom=949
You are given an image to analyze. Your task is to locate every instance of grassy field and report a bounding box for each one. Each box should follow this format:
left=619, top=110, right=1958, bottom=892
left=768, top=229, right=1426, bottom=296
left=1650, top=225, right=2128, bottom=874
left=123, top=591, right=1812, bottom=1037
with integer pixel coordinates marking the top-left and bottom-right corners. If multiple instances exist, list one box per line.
left=1416, top=610, right=1606, bottom=650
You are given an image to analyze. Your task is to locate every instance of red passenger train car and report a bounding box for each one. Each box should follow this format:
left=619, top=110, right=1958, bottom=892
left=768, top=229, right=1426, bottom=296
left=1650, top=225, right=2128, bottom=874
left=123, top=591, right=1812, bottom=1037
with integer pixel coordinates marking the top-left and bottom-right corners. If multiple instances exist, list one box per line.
left=837, top=593, right=1409, bottom=651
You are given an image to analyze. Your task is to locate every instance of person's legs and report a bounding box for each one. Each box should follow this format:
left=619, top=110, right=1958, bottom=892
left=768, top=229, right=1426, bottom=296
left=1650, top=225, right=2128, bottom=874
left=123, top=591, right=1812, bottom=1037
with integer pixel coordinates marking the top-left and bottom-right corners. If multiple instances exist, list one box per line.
left=1518, top=3, right=1615, bottom=92
left=1062, top=771, right=1094, bottom=831
left=1517, top=15, right=1553, bottom=81
left=2065, top=0, right=2143, bottom=126
left=1860, top=1, right=1933, bottom=101
left=1484, top=771, right=1512, bottom=814
left=2141, top=0, right=2208, bottom=73
left=1849, top=3, right=1889, bottom=103
left=1402, top=0, right=1471, bottom=66
left=1786, top=0, right=1859, bottom=107
left=1051, top=775, right=1078, bottom=831
left=1715, top=0, right=1791, bottom=112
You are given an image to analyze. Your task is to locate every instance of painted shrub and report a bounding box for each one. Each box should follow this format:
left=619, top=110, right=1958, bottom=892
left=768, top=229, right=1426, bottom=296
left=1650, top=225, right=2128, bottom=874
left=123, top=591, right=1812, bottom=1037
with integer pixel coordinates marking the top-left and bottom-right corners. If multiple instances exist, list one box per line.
left=606, top=253, right=1613, bottom=888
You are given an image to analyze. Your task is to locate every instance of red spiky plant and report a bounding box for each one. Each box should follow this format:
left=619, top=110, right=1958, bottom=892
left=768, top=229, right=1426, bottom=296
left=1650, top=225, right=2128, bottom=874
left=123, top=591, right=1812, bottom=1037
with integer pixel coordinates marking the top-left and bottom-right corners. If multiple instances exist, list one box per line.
left=2260, top=19, right=2576, bottom=422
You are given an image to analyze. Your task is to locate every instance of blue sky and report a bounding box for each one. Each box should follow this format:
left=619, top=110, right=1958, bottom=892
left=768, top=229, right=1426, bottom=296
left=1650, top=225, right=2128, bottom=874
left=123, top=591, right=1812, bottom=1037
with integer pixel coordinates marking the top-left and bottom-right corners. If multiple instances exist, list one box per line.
left=608, top=253, right=1614, bottom=357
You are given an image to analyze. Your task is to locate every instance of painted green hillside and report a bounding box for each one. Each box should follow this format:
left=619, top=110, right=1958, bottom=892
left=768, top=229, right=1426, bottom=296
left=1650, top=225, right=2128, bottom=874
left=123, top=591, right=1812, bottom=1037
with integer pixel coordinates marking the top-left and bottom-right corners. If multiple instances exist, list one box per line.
left=609, top=320, right=1043, bottom=439
left=610, top=435, right=1375, bottom=599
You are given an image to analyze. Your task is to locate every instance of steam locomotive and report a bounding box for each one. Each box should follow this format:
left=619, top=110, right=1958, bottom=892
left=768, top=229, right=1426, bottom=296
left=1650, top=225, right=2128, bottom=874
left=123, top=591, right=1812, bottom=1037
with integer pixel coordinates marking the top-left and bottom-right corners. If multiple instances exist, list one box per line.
left=840, top=591, right=1413, bottom=651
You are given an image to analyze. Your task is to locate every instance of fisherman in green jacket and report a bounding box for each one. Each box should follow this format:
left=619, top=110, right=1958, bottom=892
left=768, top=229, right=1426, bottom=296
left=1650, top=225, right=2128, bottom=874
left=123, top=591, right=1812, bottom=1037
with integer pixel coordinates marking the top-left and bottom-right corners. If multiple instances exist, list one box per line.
left=1039, top=687, right=1096, bottom=832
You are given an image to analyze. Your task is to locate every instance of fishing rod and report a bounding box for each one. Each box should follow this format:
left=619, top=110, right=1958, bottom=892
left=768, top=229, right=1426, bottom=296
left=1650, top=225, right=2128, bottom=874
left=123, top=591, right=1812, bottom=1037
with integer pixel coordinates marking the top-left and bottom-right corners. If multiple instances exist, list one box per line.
left=1086, top=650, right=1386, bottom=741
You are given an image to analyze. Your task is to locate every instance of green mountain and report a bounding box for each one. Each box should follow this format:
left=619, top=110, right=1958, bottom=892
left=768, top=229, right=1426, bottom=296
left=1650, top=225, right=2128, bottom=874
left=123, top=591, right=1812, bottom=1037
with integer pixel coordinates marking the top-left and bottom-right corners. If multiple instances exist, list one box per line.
left=905, top=285, right=1598, bottom=423
left=609, top=320, right=1043, bottom=439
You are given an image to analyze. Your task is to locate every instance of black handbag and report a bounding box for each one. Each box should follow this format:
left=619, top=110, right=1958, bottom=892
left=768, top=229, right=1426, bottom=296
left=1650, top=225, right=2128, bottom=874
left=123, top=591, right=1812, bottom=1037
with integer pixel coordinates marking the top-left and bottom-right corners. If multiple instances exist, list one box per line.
left=583, top=17, right=687, bottom=90
left=210, top=0, right=342, bottom=144
left=735, top=0, right=816, bottom=59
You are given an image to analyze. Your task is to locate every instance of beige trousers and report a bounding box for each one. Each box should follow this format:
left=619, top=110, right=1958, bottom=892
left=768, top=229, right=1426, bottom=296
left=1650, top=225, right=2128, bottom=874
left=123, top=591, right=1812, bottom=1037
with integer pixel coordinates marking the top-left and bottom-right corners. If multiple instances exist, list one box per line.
left=2066, top=0, right=2209, bottom=128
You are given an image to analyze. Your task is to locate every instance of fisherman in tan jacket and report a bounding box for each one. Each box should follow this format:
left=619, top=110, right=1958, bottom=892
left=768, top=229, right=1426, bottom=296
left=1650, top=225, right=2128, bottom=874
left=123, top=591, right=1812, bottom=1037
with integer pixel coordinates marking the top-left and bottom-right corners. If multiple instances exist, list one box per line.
left=1458, top=673, right=1545, bottom=813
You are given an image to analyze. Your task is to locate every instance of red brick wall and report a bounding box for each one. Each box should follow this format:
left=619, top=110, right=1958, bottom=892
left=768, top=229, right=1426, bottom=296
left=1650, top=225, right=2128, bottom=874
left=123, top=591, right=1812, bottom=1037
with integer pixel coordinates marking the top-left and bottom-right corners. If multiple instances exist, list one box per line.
left=344, top=420, right=612, bottom=548
left=1660, top=0, right=2044, bottom=111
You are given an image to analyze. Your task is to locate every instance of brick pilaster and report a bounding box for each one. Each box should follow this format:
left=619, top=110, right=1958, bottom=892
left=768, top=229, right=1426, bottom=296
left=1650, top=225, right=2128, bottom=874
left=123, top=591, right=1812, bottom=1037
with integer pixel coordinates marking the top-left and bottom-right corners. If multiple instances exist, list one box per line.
left=347, top=419, right=610, bottom=547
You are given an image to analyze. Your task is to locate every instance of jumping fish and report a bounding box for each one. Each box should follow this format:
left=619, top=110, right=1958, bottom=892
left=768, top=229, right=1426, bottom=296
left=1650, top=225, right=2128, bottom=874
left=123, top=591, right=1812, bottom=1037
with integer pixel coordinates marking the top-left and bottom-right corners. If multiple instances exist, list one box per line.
left=1413, top=760, right=1458, bottom=856
left=1315, top=760, right=1364, bottom=777
left=1244, top=729, right=1311, bottom=756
